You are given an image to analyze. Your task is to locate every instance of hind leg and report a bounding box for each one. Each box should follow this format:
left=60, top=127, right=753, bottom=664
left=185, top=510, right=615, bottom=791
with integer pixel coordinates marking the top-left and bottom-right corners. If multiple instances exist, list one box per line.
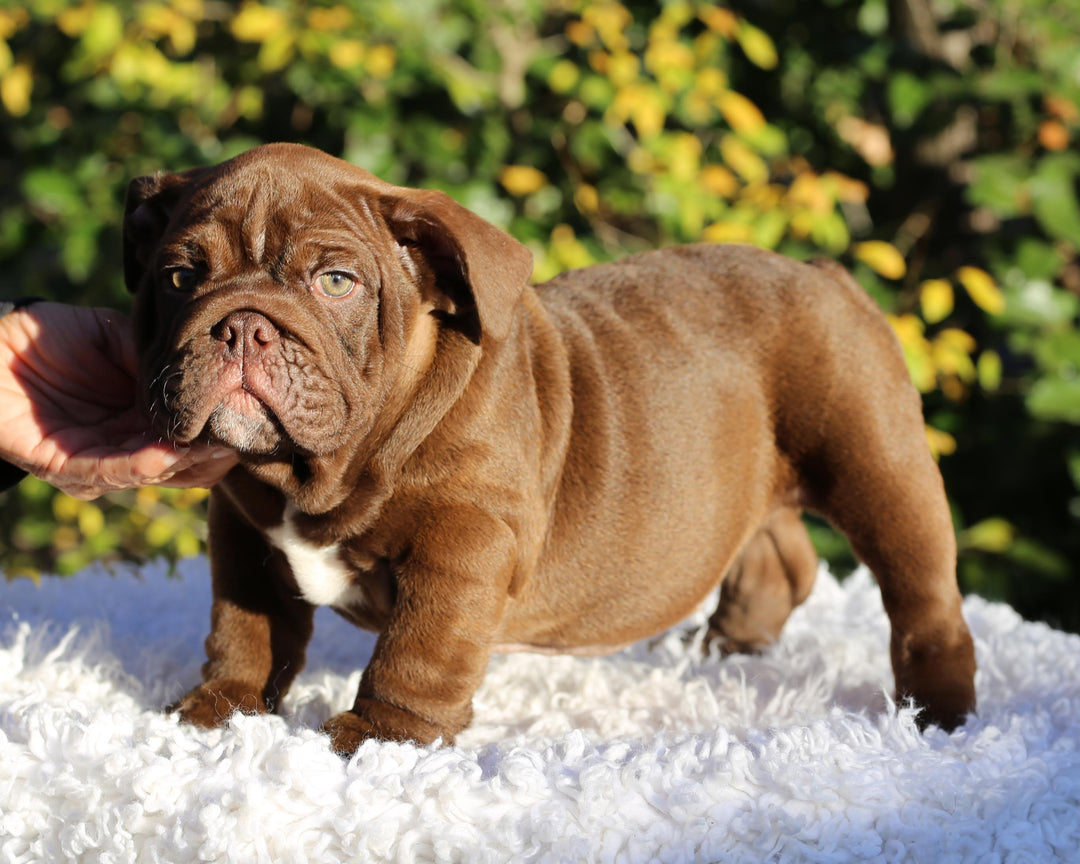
left=806, top=362, right=976, bottom=730
left=706, top=507, right=818, bottom=655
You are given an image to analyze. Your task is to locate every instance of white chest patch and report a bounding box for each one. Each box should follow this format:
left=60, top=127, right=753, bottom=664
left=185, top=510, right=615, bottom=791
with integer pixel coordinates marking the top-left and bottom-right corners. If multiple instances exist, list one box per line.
left=265, top=507, right=364, bottom=609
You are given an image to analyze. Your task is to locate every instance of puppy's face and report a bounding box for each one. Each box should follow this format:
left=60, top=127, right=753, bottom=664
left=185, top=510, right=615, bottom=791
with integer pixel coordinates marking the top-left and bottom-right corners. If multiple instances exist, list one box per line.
left=123, top=144, right=532, bottom=484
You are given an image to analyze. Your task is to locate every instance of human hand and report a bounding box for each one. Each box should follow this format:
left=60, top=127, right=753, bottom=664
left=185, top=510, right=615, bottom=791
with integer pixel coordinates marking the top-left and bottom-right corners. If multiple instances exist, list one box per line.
left=0, top=303, right=237, bottom=499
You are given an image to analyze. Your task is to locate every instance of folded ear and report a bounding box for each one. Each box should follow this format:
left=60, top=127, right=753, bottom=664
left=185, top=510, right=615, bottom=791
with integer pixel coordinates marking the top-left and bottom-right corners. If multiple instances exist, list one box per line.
left=122, top=170, right=196, bottom=293
left=380, top=189, right=533, bottom=343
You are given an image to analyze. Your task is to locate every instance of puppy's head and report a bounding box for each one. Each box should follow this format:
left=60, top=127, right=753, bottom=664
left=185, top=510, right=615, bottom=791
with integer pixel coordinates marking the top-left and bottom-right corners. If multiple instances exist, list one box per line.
left=124, top=143, right=532, bottom=474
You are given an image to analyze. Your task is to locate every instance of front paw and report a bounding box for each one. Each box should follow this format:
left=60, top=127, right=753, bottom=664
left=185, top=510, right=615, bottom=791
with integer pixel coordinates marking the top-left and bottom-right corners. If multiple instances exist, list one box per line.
left=169, top=679, right=268, bottom=729
left=321, top=710, right=380, bottom=756
left=321, top=698, right=455, bottom=755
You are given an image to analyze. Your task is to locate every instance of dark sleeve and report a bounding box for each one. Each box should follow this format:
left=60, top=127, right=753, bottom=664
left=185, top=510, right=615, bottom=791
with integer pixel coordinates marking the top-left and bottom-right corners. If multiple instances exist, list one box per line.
left=0, top=297, right=44, bottom=493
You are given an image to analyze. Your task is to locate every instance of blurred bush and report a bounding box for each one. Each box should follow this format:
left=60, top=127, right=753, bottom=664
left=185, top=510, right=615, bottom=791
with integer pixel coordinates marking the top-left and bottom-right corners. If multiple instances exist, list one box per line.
left=1, top=0, right=1078, bottom=629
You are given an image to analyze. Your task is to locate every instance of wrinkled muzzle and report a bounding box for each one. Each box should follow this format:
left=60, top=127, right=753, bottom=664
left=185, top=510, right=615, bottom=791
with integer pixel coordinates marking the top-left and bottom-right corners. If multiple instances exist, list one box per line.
left=142, top=293, right=349, bottom=458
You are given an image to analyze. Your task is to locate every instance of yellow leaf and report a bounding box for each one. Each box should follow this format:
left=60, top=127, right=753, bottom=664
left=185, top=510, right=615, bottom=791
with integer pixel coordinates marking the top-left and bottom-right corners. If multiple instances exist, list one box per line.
left=147, top=517, right=176, bottom=547
left=717, top=90, right=765, bottom=135
left=583, top=1, right=631, bottom=51
left=139, top=5, right=197, bottom=55
left=565, top=20, right=594, bottom=47
left=607, top=51, right=640, bottom=86
left=660, top=1, right=695, bottom=26
left=548, top=59, right=580, bottom=94
left=0, top=40, right=10, bottom=76
left=822, top=171, right=869, bottom=204
left=230, top=2, right=288, bottom=43
left=257, top=31, right=295, bottom=72
left=52, top=493, right=80, bottom=523
left=308, top=6, right=352, bottom=32
left=329, top=39, right=365, bottom=70
left=977, top=350, right=1002, bottom=392
left=699, top=6, right=738, bottom=37
left=932, top=333, right=977, bottom=383
left=854, top=241, right=906, bottom=280
left=960, top=518, right=1015, bottom=553
left=172, top=0, right=205, bottom=18
left=682, top=90, right=713, bottom=125
left=719, top=134, right=768, bottom=184
left=78, top=503, right=105, bottom=538
left=500, top=165, right=548, bottom=197
left=787, top=172, right=830, bottom=213
left=667, top=132, right=702, bottom=182
left=0, top=61, right=31, bottom=116
left=887, top=312, right=924, bottom=342
left=588, top=50, right=609, bottom=75
left=701, top=164, right=739, bottom=197
left=919, top=278, right=953, bottom=324
left=365, top=44, right=396, bottom=79
left=957, top=266, right=1005, bottom=315
left=56, top=3, right=96, bottom=37
left=550, top=224, right=593, bottom=270
left=174, top=487, right=210, bottom=508
left=53, top=526, right=79, bottom=552
left=741, top=182, right=783, bottom=209
left=736, top=21, right=777, bottom=69
left=693, top=67, right=727, bottom=97
left=626, top=147, right=655, bottom=174
left=644, top=38, right=695, bottom=77
left=175, top=528, right=202, bottom=558
left=574, top=183, right=599, bottom=214
left=703, top=221, right=754, bottom=244
left=0, top=8, right=28, bottom=41
left=925, top=426, right=957, bottom=460
left=888, top=314, right=935, bottom=392
left=936, top=327, right=977, bottom=354
left=615, top=84, right=665, bottom=138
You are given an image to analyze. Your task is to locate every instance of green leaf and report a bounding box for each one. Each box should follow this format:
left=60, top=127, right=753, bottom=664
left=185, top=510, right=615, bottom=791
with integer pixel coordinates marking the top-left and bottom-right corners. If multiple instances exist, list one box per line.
left=857, top=0, right=888, bottom=36
left=21, top=168, right=82, bottom=219
left=888, top=72, right=930, bottom=129
left=1027, top=376, right=1080, bottom=424
left=1015, top=238, right=1065, bottom=281
left=1029, top=153, right=1080, bottom=247
left=1000, top=280, right=1079, bottom=328
left=1005, top=538, right=1069, bottom=579
left=967, top=155, right=1028, bottom=217
left=976, top=67, right=1045, bottom=100
left=1066, top=451, right=1080, bottom=491
left=1032, top=330, right=1080, bottom=377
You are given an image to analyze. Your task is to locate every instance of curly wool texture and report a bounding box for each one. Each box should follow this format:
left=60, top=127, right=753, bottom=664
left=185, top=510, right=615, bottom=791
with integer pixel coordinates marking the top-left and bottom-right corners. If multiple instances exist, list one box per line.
left=1, top=560, right=1079, bottom=863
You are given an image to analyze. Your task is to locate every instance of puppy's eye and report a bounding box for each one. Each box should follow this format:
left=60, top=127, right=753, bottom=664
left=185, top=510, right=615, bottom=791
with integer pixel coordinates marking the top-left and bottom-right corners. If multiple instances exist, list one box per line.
left=316, top=271, right=357, bottom=298
left=166, top=267, right=198, bottom=291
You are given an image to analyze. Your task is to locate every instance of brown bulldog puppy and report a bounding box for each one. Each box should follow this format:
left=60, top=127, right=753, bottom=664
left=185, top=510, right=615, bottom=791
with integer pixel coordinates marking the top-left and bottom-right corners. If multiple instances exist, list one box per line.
left=124, top=143, right=975, bottom=753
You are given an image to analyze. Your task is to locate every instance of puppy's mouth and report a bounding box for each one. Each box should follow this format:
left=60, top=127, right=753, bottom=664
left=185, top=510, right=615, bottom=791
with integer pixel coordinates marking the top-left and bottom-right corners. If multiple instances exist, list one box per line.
left=203, top=386, right=288, bottom=455
left=146, top=309, right=349, bottom=458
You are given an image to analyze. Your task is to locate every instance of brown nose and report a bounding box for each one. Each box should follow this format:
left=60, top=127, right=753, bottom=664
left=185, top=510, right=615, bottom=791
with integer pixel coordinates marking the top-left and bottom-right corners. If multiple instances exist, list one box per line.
left=212, top=310, right=279, bottom=358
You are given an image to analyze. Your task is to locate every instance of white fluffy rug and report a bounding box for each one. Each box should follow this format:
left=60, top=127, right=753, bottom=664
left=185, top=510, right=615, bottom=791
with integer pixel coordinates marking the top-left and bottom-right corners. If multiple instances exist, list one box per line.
left=2, top=559, right=1079, bottom=863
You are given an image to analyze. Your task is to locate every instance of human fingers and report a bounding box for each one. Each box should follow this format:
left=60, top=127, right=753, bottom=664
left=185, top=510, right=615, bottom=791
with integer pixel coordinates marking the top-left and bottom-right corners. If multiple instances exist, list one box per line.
left=158, top=451, right=240, bottom=488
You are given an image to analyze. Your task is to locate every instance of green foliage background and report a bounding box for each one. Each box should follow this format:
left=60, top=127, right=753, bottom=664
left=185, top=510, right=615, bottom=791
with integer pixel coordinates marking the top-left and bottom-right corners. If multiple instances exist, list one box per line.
left=2, top=0, right=1080, bottom=630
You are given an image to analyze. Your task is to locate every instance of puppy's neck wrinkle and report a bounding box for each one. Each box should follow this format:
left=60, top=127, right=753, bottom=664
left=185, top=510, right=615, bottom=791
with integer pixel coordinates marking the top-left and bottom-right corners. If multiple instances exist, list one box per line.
left=245, top=326, right=482, bottom=528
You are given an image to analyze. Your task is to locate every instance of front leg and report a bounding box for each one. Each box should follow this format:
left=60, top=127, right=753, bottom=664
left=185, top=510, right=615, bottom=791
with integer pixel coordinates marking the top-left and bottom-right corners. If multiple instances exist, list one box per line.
left=172, top=488, right=315, bottom=728
left=323, top=508, right=515, bottom=753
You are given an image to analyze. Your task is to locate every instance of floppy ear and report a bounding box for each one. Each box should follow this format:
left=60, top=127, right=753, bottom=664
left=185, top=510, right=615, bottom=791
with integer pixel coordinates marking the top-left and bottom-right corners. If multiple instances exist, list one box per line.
left=380, top=189, right=533, bottom=343
left=122, top=171, right=194, bottom=293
